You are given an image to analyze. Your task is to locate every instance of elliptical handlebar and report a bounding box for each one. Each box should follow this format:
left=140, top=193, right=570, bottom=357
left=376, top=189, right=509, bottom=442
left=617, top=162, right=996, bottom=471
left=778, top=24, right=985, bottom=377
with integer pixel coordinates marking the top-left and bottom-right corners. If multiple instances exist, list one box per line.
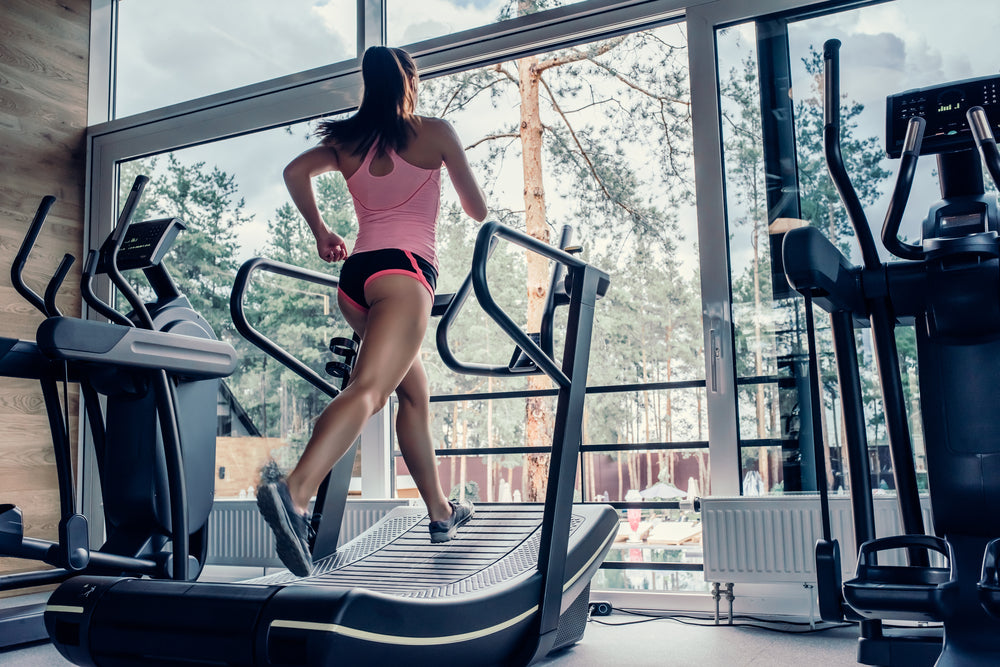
left=882, top=116, right=927, bottom=260
left=82, top=249, right=134, bottom=327
left=11, top=195, right=58, bottom=317
left=101, top=175, right=155, bottom=329
left=823, top=39, right=881, bottom=270
left=43, top=254, right=76, bottom=318
left=968, top=106, right=1000, bottom=191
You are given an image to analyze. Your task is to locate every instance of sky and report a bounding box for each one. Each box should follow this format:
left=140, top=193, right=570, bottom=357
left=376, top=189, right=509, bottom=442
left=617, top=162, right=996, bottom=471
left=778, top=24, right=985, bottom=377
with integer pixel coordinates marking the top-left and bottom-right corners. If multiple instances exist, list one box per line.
left=719, top=0, right=1000, bottom=276
left=114, top=0, right=1000, bottom=275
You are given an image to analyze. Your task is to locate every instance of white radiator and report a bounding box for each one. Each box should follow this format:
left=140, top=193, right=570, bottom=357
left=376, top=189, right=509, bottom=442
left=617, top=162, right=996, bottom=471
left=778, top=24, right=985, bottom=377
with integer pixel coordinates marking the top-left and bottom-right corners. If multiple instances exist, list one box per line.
left=206, top=498, right=412, bottom=567
left=700, top=495, right=934, bottom=584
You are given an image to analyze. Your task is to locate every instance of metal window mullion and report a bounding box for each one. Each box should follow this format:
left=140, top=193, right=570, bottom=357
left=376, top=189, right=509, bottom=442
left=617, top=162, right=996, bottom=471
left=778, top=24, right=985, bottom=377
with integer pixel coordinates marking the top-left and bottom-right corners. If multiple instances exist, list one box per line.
left=687, top=5, right=740, bottom=497
left=359, top=0, right=386, bottom=56
left=87, top=0, right=114, bottom=125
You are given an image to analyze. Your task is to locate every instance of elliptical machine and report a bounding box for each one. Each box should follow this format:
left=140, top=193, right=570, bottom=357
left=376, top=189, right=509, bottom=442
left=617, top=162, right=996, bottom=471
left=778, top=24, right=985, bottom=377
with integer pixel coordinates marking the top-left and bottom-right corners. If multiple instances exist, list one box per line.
left=0, top=176, right=238, bottom=597
left=783, top=40, right=1000, bottom=666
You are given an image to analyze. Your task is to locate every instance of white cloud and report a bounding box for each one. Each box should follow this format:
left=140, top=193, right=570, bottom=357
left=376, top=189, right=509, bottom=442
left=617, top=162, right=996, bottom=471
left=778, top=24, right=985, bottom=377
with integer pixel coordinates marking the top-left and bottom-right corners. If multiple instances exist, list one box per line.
left=116, top=0, right=356, bottom=116
left=385, top=0, right=502, bottom=45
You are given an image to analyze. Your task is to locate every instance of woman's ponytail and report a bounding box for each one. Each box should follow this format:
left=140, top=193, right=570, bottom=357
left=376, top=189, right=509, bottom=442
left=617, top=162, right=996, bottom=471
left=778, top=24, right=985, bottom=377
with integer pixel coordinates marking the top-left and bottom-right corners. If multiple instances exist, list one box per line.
left=316, top=46, right=418, bottom=156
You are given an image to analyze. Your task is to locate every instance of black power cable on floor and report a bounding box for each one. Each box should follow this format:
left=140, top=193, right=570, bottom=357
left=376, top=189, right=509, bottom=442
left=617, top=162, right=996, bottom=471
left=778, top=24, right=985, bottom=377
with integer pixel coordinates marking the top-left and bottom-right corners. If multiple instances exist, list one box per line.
left=589, top=607, right=853, bottom=635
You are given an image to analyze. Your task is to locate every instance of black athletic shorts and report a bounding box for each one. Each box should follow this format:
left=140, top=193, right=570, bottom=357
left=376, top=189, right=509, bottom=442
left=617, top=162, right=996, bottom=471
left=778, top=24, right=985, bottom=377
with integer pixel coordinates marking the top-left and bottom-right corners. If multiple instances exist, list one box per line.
left=337, top=248, right=437, bottom=312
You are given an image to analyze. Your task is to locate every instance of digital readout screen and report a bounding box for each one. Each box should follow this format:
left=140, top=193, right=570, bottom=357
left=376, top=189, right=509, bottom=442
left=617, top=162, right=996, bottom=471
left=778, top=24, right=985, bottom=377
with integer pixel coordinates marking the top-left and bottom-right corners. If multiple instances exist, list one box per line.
left=886, top=74, right=1000, bottom=157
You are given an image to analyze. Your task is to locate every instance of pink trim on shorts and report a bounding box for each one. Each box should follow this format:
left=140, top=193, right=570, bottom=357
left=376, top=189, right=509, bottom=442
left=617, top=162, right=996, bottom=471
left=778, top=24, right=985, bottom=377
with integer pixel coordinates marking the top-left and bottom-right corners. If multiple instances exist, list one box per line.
left=337, top=288, right=369, bottom=313
left=363, top=251, right=435, bottom=300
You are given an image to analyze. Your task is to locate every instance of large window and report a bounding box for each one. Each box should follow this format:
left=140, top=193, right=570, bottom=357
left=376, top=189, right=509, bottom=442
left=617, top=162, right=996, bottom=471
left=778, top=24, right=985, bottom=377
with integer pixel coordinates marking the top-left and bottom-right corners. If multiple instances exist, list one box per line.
left=111, top=15, right=705, bottom=593
left=720, top=0, right=1000, bottom=497
left=115, top=0, right=357, bottom=117
left=388, top=0, right=593, bottom=45
left=403, top=23, right=706, bottom=593
left=97, top=0, right=995, bottom=605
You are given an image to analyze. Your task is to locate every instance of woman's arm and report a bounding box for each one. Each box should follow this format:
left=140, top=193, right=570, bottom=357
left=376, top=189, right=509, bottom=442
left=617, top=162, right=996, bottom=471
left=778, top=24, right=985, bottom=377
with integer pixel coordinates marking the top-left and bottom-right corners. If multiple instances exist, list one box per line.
left=438, top=120, right=488, bottom=222
left=283, top=145, right=349, bottom=262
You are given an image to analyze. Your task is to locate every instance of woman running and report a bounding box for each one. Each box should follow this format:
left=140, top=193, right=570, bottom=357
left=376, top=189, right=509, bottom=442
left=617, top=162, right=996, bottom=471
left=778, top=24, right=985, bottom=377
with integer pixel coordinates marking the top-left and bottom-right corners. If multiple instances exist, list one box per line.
left=257, top=45, right=488, bottom=577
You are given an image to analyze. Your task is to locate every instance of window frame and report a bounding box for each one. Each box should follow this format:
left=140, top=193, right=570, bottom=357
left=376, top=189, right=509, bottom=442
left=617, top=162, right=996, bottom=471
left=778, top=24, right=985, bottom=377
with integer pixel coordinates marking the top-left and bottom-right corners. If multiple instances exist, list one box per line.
left=81, top=0, right=878, bottom=607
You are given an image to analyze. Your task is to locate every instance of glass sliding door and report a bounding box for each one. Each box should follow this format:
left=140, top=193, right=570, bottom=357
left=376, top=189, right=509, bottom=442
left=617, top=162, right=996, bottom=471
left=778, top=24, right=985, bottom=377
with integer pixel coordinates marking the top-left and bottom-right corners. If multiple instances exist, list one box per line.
left=407, top=21, right=708, bottom=593
left=720, top=0, right=1000, bottom=497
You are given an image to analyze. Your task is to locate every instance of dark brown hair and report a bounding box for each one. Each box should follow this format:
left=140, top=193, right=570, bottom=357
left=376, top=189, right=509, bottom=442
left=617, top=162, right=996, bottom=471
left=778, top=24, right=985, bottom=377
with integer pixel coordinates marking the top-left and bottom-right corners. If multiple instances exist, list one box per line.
left=316, top=46, right=418, bottom=157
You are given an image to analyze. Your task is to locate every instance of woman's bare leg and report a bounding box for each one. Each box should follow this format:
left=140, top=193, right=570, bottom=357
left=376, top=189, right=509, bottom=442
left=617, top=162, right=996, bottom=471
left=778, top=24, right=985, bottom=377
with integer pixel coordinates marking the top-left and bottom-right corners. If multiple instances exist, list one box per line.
left=285, top=275, right=431, bottom=513
left=394, top=357, right=452, bottom=522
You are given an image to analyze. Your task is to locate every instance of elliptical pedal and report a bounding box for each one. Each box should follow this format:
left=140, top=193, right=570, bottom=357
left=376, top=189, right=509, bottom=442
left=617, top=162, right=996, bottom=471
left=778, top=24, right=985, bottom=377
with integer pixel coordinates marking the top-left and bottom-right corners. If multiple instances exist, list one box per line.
left=843, top=535, right=959, bottom=622
left=978, top=538, right=1000, bottom=619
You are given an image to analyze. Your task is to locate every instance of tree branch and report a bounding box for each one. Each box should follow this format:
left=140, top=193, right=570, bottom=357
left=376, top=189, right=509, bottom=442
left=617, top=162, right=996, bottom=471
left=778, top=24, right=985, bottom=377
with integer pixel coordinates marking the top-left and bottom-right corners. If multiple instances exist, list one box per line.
left=465, top=132, right=521, bottom=151
left=533, top=36, right=628, bottom=74
left=495, top=63, right=520, bottom=86
left=442, top=74, right=510, bottom=116
left=586, top=57, right=690, bottom=108
left=539, top=76, right=645, bottom=221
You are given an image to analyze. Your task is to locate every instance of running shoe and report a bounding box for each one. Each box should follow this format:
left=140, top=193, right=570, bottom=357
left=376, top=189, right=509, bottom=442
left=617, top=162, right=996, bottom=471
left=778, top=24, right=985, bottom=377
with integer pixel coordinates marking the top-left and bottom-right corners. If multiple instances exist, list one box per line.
left=257, top=479, right=313, bottom=577
left=429, top=499, right=475, bottom=543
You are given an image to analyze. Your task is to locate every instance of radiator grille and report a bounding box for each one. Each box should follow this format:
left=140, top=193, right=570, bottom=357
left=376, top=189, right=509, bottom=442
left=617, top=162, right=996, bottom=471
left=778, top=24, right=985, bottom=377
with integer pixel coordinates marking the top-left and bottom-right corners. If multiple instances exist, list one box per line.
left=701, top=495, right=934, bottom=584
left=205, top=499, right=410, bottom=567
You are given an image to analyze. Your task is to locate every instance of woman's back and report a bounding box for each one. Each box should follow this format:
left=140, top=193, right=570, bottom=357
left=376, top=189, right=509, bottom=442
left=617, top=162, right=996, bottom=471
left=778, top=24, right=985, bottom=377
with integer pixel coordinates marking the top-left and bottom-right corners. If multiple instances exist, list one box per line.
left=333, top=116, right=448, bottom=179
left=335, top=117, right=448, bottom=267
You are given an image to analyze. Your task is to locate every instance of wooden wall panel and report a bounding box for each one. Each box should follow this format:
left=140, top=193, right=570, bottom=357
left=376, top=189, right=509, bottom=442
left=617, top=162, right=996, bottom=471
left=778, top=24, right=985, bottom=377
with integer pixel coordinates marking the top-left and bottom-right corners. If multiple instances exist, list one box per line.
left=0, top=0, right=89, bottom=585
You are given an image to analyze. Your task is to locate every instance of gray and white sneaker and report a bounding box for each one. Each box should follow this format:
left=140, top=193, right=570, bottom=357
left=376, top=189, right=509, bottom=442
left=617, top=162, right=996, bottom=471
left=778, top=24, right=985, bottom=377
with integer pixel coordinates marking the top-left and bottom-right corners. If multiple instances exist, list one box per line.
left=257, top=480, right=313, bottom=577
left=429, top=499, right=475, bottom=543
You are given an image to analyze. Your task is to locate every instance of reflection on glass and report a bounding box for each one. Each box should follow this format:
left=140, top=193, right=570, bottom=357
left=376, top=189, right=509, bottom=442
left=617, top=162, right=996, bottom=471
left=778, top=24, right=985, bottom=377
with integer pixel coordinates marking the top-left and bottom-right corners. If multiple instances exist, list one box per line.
left=593, top=508, right=707, bottom=593
left=387, top=0, right=589, bottom=45
left=721, top=0, right=997, bottom=497
left=718, top=23, right=812, bottom=496
left=116, top=0, right=357, bottom=117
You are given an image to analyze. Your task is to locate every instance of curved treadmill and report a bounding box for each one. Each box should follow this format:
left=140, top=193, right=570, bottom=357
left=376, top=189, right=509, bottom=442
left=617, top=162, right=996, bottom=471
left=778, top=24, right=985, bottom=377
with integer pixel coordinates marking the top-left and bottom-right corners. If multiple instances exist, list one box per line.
left=44, top=222, right=617, bottom=666
left=46, top=504, right=616, bottom=665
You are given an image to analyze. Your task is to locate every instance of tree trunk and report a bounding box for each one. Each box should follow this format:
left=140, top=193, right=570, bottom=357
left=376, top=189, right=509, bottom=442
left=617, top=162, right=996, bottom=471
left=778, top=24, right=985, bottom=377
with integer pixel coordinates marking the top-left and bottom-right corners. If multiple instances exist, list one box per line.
left=519, top=51, right=553, bottom=502
left=642, top=345, right=652, bottom=490
left=487, top=377, right=494, bottom=502
left=752, top=216, right=770, bottom=492
left=617, top=448, right=624, bottom=501
left=459, top=400, right=469, bottom=501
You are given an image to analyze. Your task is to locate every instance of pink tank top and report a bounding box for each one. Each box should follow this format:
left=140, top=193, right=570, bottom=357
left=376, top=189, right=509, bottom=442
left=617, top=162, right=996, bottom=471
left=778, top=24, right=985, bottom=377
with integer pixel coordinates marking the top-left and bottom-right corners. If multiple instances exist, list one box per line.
left=345, top=145, right=441, bottom=269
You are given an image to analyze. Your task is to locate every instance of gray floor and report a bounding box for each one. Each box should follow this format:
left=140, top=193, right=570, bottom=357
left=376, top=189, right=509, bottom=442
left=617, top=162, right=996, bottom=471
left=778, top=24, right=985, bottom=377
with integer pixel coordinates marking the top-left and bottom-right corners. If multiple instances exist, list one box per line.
left=0, top=610, right=859, bottom=666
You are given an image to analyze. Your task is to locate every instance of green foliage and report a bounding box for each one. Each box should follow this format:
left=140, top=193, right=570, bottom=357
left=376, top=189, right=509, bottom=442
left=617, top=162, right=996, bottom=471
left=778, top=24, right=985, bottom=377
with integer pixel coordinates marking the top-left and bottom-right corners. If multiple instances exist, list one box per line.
left=114, top=23, right=711, bottom=498
left=419, top=25, right=706, bottom=474
left=232, top=173, right=357, bottom=441
left=450, top=480, right=480, bottom=502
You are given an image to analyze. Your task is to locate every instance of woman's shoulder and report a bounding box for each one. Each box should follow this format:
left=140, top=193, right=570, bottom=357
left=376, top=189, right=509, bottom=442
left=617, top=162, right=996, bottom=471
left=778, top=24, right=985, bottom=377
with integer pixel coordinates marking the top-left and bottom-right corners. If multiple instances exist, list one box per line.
left=416, top=115, right=459, bottom=133
left=413, top=116, right=461, bottom=146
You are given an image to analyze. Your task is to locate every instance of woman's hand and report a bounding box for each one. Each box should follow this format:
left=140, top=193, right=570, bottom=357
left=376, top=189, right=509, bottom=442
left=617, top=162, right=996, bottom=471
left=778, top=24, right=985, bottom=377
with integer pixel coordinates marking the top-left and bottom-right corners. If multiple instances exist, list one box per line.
left=316, top=228, right=349, bottom=263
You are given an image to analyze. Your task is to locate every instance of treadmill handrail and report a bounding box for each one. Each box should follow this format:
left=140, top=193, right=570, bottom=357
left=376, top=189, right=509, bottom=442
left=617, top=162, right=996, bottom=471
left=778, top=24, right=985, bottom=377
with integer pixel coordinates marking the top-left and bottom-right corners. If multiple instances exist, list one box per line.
left=438, top=221, right=606, bottom=387
left=231, top=257, right=341, bottom=399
